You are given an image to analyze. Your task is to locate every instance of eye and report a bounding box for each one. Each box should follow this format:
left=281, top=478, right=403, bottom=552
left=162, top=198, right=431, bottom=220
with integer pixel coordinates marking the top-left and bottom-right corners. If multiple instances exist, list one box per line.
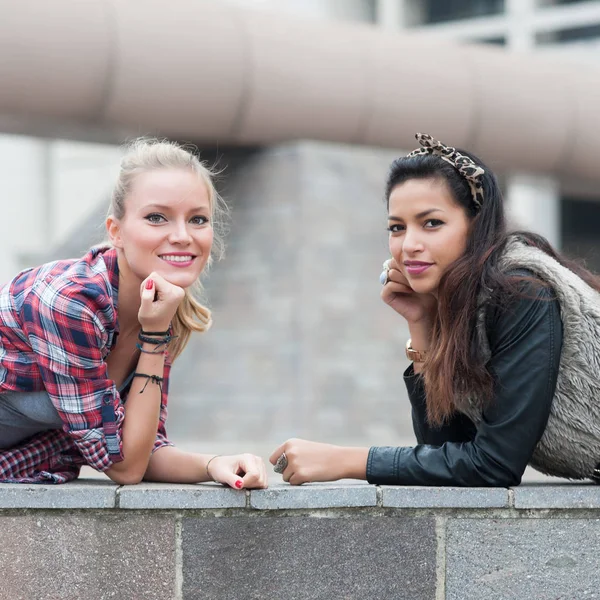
left=387, top=224, right=405, bottom=233
left=424, top=219, right=444, bottom=228
left=145, top=213, right=166, bottom=224
left=190, top=215, right=209, bottom=225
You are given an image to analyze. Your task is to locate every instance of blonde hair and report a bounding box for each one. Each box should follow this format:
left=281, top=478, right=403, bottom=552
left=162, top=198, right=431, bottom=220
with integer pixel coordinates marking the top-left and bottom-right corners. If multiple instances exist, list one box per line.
left=109, top=137, right=228, bottom=361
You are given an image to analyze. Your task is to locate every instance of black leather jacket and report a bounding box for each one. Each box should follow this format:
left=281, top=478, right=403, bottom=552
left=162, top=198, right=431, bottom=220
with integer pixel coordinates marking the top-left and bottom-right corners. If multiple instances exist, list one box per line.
left=366, top=283, right=563, bottom=487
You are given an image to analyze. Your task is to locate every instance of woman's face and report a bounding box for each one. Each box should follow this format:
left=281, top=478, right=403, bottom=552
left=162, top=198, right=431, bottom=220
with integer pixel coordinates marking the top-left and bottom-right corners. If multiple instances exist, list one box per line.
left=387, top=177, right=471, bottom=296
left=107, top=168, right=214, bottom=289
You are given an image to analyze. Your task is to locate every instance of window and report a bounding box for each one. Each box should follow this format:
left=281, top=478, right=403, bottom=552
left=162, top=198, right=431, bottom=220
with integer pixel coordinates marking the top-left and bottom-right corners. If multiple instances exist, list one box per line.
left=536, top=23, right=600, bottom=44
left=421, top=0, right=505, bottom=24
left=468, top=36, right=507, bottom=44
left=561, top=197, right=600, bottom=272
left=539, top=0, right=598, bottom=5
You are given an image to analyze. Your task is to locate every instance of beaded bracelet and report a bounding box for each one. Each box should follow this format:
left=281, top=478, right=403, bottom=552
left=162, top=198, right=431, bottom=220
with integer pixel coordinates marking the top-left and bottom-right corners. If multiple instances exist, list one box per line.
left=132, top=372, right=164, bottom=394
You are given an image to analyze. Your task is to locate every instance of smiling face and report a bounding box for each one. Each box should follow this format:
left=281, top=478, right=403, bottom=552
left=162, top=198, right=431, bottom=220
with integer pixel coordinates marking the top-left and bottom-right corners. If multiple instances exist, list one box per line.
left=387, top=177, right=471, bottom=296
left=107, top=168, right=214, bottom=289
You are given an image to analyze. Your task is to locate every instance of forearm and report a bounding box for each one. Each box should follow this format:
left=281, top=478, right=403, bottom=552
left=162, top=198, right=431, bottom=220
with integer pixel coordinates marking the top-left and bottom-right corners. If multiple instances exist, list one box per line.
left=105, top=344, right=165, bottom=484
left=144, top=446, right=216, bottom=483
left=366, top=444, right=518, bottom=487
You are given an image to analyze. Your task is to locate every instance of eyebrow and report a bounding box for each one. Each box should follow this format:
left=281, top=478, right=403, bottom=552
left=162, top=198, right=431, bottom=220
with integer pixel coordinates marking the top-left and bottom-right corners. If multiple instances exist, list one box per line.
left=144, top=203, right=209, bottom=212
left=388, top=208, right=445, bottom=221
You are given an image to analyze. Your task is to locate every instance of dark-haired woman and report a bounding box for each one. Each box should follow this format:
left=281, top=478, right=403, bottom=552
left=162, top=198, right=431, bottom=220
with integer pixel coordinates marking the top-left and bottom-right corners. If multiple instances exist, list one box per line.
left=270, top=133, right=600, bottom=487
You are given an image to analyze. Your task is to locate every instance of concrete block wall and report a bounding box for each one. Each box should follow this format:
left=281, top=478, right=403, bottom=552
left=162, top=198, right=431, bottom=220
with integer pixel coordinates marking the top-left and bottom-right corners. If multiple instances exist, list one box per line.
left=2, top=481, right=600, bottom=599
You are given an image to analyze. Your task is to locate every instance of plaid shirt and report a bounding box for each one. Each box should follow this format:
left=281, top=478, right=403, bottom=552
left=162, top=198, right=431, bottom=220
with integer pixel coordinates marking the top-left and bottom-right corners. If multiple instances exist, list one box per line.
left=0, top=246, right=173, bottom=483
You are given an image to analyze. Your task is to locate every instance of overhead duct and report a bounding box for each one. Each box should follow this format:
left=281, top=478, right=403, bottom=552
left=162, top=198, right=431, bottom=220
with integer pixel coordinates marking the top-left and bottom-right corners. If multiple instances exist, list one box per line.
left=1, top=0, right=599, bottom=180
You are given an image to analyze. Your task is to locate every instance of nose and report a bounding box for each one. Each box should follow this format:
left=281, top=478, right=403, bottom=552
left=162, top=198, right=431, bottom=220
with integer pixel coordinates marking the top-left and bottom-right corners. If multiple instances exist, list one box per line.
left=402, top=227, right=424, bottom=255
left=168, top=220, right=192, bottom=245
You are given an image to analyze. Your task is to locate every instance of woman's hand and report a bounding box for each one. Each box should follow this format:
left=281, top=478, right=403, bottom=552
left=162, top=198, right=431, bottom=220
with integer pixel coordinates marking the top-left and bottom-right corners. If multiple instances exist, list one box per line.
left=138, top=272, right=185, bottom=331
left=207, top=454, right=268, bottom=489
left=270, top=439, right=368, bottom=485
left=381, top=259, right=437, bottom=324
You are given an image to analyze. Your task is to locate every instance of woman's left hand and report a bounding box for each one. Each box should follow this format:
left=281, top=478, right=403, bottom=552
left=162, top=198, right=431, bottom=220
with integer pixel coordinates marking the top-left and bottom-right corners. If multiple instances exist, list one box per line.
left=207, top=454, right=268, bottom=489
left=269, top=439, right=355, bottom=485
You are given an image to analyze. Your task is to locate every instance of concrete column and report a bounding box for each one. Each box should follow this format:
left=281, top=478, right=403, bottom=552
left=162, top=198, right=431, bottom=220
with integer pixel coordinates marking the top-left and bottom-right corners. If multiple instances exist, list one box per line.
left=376, top=0, right=423, bottom=30
left=49, top=141, right=121, bottom=244
left=505, top=174, right=561, bottom=248
left=506, top=0, right=536, bottom=50
left=0, top=135, right=49, bottom=282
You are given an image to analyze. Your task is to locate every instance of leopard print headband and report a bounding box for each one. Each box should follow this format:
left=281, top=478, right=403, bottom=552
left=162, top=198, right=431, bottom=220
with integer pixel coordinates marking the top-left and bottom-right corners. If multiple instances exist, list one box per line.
left=406, top=133, right=485, bottom=209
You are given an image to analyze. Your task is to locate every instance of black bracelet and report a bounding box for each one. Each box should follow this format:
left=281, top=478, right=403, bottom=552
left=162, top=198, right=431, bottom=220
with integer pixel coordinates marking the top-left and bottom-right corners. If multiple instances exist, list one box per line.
left=136, top=342, right=167, bottom=355
left=132, top=372, right=164, bottom=394
left=138, top=333, right=176, bottom=345
left=141, top=329, right=171, bottom=337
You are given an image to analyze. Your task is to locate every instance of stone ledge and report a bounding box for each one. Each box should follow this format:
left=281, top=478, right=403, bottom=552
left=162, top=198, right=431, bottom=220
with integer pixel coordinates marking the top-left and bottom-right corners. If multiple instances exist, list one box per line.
left=1, top=480, right=598, bottom=510
left=250, top=482, right=377, bottom=510
left=0, top=480, right=118, bottom=509
left=118, top=482, right=247, bottom=509
left=1, top=480, right=600, bottom=600
left=512, top=482, right=600, bottom=509
left=381, top=486, right=510, bottom=508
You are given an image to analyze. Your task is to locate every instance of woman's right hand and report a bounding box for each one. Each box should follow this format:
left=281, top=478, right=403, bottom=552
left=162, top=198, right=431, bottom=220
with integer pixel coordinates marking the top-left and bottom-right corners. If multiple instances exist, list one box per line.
left=381, top=259, right=437, bottom=325
left=138, top=272, right=185, bottom=331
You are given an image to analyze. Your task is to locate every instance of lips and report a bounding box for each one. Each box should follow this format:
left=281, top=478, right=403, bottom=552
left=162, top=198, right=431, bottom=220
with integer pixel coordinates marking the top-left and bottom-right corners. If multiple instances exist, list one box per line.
left=404, top=261, right=433, bottom=276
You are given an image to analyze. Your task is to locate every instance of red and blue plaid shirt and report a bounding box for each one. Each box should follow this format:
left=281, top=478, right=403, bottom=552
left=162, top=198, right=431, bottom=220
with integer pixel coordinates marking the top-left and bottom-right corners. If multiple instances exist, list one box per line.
left=0, top=246, right=173, bottom=483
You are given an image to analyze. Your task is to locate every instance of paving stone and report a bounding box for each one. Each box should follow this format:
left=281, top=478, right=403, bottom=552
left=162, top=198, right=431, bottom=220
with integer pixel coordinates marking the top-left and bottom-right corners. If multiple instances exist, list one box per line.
left=0, top=513, right=176, bottom=600
left=513, top=483, right=600, bottom=508
left=249, top=482, right=377, bottom=509
left=182, top=515, right=436, bottom=600
left=382, top=486, right=509, bottom=508
left=446, top=518, right=600, bottom=599
left=118, top=482, right=247, bottom=509
left=0, top=479, right=117, bottom=508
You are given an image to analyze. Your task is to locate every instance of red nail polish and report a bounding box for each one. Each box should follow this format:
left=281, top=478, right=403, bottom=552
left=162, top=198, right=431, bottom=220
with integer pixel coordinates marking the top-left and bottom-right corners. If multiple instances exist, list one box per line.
left=145, top=279, right=154, bottom=290
left=235, top=481, right=243, bottom=489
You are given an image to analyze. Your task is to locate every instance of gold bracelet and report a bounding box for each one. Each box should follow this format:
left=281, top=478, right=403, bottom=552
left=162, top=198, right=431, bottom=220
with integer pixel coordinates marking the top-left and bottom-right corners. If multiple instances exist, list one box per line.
left=205, top=455, right=221, bottom=479
left=405, top=338, right=427, bottom=363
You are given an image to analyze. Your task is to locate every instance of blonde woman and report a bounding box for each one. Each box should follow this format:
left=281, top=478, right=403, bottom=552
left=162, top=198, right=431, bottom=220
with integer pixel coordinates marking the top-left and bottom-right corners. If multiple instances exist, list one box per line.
left=0, top=138, right=268, bottom=487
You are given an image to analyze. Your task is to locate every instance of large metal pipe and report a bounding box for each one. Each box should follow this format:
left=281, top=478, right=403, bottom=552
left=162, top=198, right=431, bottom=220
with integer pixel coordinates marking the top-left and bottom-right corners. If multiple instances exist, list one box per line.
left=1, top=0, right=599, bottom=180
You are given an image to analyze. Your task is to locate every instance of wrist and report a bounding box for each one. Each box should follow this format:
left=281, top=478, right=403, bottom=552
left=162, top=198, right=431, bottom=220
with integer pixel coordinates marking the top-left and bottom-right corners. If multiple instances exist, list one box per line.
left=408, top=322, right=433, bottom=347
left=139, top=324, right=172, bottom=334
left=205, top=454, right=221, bottom=481
left=336, top=446, right=369, bottom=480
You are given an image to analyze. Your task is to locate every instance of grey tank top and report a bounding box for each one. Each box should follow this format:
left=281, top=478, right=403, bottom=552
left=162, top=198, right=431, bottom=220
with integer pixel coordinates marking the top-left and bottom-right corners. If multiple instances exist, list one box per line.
left=0, top=372, right=134, bottom=450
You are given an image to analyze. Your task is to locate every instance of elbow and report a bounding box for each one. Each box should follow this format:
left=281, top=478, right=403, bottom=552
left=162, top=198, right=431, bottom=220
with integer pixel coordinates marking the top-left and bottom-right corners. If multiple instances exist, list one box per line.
left=110, top=472, right=144, bottom=486
left=478, top=465, right=522, bottom=488
left=498, top=472, right=522, bottom=488
left=479, top=473, right=521, bottom=488
left=105, top=464, right=146, bottom=486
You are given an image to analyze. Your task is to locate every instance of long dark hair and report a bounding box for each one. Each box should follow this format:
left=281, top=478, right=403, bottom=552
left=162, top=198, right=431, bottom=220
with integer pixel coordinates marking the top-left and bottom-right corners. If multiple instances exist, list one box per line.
left=385, top=152, right=600, bottom=426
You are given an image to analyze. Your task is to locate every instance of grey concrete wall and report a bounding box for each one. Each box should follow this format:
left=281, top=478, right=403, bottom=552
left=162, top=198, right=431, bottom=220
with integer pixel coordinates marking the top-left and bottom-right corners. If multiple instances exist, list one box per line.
left=168, top=142, right=415, bottom=450
left=1, top=481, right=600, bottom=599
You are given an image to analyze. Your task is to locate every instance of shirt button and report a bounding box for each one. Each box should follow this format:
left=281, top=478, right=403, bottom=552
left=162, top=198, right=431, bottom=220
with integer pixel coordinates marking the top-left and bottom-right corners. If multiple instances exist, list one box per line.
left=104, top=398, right=111, bottom=405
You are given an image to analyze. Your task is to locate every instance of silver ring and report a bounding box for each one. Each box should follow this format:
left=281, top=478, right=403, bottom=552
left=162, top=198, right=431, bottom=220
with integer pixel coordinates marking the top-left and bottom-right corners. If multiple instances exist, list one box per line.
left=380, top=259, right=391, bottom=286
left=273, top=452, right=288, bottom=474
